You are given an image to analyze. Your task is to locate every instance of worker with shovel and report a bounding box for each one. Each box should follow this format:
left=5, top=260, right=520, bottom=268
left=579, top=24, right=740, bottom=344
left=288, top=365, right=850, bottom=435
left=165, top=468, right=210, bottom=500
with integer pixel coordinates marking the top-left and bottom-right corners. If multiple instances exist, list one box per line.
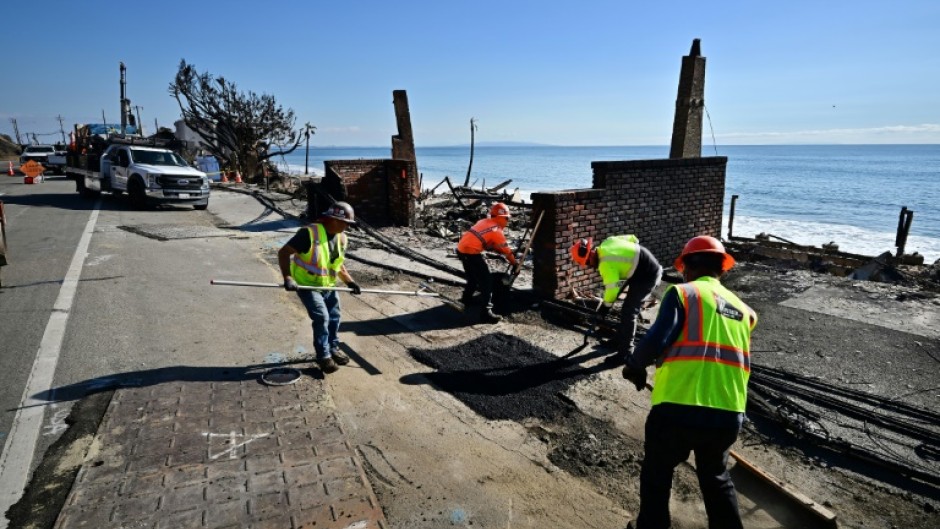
left=456, top=202, right=519, bottom=324
left=620, top=236, right=756, bottom=529
left=571, top=234, right=663, bottom=364
left=278, top=201, right=362, bottom=374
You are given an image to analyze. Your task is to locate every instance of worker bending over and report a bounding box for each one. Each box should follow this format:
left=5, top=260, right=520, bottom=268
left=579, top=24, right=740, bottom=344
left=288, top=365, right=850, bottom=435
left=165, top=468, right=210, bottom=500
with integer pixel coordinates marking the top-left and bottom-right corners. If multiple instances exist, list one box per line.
left=278, top=201, right=362, bottom=374
left=456, top=202, right=519, bottom=324
left=621, top=236, right=756, bottom=529
left=570, top=234, right=662, bottom=363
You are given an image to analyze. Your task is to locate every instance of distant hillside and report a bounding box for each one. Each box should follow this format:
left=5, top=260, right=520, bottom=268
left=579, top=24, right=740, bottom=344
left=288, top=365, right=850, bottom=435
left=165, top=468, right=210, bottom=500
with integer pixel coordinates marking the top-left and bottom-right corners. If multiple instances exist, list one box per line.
left=0, top=134, right=20, bottom=159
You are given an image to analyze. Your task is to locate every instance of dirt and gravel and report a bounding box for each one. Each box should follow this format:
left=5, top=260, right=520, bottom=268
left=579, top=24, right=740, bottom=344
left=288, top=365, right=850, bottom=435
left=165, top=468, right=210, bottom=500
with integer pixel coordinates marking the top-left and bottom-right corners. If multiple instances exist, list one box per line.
left=342, top=196, right=938, bottom=528
left=237, top=186, right=940, bottom=528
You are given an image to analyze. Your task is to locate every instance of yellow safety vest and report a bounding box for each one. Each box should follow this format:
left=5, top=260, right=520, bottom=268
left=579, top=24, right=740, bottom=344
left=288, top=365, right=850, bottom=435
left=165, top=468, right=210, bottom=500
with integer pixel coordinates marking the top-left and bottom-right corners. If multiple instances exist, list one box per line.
left=651, top=276, right=757, bottom=412
left=597, top=235, right=640, bottom=305
left=289, top=224, right=347, bottom=287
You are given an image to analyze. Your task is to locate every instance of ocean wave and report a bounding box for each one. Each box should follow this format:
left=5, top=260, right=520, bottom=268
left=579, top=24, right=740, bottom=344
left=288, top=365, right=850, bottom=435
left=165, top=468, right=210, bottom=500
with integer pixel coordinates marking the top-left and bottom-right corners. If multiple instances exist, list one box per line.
left=724, top=215, right=940, bottom=263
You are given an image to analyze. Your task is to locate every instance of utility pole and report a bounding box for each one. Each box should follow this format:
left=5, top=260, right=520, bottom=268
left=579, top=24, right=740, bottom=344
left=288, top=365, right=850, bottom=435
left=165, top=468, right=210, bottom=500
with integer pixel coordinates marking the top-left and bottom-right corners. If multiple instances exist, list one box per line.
left=119, top=62, right=128, bottom=134
left=134, top=106, right=144, bottom=135
left=10, top=118, right=22, bottom=145
left=56, top=115, right=66, bottom=145
left=102, top=109, right=107, bottom=126
left=463, top=117, right=477, bottom=187
left=303, top=122, right=316, bottom=175
left=153, top=118, right=159, bottom=133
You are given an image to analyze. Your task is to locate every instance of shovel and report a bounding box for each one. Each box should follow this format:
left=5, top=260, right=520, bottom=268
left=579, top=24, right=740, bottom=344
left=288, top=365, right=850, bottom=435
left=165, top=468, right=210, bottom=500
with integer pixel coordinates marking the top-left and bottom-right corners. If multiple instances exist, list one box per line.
left=501, top=210, right=544, bottom=288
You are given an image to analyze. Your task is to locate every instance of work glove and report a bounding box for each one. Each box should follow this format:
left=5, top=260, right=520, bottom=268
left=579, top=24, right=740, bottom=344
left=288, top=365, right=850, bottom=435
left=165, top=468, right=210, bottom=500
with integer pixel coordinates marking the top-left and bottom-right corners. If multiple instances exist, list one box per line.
left=511, top=262, right=521, bottom=275
left=284, top=277, right=299, bottom=291
left=622, top=366, right=647, bottom=392
left=347, top=281, right=362, bottom=295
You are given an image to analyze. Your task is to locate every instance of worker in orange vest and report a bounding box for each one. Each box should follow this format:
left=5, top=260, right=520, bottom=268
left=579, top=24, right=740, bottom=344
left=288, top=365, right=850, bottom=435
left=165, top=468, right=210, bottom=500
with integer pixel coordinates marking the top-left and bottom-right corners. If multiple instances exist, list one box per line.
left=456, top=202, right=519, bottom=323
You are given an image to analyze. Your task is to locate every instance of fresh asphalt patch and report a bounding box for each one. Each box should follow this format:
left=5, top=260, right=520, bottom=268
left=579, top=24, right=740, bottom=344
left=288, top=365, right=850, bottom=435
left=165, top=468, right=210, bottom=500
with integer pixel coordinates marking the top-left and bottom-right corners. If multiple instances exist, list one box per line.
left=406, top=332, right=612, bottom=422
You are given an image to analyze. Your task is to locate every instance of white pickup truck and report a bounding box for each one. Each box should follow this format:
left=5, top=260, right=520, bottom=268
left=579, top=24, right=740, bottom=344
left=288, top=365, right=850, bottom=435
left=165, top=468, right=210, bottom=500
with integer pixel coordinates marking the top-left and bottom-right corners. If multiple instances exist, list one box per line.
left=20, top=144, right=66, bottom=174
left=67, top=143, right=210, bottom=209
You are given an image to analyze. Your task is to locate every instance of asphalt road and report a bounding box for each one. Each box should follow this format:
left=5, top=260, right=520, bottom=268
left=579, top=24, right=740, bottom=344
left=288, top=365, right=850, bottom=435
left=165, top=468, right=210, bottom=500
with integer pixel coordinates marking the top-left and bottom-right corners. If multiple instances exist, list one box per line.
left=0, top=175, right=302, bottom=521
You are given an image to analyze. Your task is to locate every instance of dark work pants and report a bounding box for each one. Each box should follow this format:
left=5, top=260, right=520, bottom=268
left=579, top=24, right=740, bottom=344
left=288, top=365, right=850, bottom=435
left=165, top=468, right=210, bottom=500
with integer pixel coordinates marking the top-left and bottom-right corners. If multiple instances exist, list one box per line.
left=618, top=247, right=663, bottom=355
left=458, top=252, right=493, bottom=311
left=636, top=406, right=744, bottom=529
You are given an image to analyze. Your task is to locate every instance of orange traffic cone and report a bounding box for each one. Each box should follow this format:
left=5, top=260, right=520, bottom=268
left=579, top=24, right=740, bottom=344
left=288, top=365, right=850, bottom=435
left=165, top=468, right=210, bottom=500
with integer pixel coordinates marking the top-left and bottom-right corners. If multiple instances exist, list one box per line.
left=7, top=162, right=13, bottom=176
left=221, top=171, right=229, bottom=183
left=234, top=172, right=243, bottom=184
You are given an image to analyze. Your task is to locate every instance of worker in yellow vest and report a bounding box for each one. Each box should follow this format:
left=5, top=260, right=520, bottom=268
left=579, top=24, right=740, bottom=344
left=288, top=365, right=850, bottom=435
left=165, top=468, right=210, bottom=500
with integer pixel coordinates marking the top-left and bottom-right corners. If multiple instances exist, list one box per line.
left=456, top=202, right=519, bottom=324
left=570, top=234, right=663, bottom=363
left=278, top=201, right=362, bottom=374
left=621, top=235, right=756, bottom=529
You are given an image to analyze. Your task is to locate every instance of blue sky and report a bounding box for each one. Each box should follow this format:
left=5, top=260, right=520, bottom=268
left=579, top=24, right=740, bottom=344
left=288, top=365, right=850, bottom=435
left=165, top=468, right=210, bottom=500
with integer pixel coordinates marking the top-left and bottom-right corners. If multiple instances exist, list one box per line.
left=1, top=1, right=938, bottom=147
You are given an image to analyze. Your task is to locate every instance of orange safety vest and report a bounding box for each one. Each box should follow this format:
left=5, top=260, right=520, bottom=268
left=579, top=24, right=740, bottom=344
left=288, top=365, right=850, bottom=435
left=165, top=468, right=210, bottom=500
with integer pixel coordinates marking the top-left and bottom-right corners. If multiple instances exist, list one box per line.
left=457, top=218, right=514, bottom=262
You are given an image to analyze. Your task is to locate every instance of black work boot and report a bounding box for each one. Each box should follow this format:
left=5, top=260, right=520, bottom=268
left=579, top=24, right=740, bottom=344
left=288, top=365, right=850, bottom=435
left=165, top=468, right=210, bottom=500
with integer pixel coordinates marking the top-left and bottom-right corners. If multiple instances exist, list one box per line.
left=460, top=291, right=474, bottom=305
left=480, top=308, right=502, bottom=324
left=331, top=348, right=350, bottom=366
left=316, top=357, right=339, bottom=374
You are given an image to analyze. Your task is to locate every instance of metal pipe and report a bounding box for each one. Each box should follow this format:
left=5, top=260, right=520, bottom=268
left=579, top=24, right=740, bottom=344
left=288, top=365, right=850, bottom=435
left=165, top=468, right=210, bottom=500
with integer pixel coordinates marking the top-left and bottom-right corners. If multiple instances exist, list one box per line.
left=210, top=279, right=440, bottom=297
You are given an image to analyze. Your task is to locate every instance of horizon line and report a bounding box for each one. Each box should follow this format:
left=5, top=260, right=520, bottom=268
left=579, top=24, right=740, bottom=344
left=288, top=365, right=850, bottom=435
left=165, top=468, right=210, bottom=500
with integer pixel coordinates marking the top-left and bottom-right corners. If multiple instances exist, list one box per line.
left=303, top=142, right=940, bottom=149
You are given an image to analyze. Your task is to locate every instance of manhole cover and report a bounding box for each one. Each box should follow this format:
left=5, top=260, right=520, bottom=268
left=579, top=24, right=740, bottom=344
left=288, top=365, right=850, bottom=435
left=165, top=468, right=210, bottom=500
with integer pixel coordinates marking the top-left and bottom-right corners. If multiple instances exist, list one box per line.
left=260, top=367, right=302, bottom=386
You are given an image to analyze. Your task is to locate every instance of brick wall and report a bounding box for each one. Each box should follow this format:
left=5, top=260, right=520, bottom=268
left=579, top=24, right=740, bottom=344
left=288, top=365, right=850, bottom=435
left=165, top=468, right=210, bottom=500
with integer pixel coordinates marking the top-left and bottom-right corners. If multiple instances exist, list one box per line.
left=322, top=159, right=419, bottom=227
left=531, top=156, right=727, bottom=300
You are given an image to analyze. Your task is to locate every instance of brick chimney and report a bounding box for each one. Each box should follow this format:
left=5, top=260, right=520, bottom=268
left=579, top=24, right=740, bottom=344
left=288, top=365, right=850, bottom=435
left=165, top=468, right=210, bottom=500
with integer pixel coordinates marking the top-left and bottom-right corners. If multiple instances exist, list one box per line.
left=391, top=90, right=416, bottom=162
left=669, top=39, right=706, bottom=159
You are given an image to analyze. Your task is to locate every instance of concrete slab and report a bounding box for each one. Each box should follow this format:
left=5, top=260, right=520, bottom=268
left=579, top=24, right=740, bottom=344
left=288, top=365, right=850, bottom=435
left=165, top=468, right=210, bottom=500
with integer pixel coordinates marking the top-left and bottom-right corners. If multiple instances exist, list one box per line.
left=780, top=283, right=940, bottom=340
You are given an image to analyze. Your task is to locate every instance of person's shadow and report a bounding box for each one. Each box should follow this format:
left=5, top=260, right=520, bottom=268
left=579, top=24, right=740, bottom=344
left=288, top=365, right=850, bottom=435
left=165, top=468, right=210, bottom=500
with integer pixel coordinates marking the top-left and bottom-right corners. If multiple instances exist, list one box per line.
left=20, top=362, right=324, bottom=407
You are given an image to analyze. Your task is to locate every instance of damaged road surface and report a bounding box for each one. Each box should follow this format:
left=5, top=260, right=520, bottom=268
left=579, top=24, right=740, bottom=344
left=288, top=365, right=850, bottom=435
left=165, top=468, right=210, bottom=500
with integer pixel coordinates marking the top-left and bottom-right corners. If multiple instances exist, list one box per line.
left=314, top=268, right=860, bottom=528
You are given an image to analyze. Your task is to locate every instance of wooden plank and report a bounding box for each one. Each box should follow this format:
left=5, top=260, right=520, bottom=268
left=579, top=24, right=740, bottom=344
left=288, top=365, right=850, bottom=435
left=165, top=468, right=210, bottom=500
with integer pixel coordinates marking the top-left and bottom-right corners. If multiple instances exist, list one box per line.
left=729, top=449, right=838, bottom=527
left=640, top=382, right=838, bottom=527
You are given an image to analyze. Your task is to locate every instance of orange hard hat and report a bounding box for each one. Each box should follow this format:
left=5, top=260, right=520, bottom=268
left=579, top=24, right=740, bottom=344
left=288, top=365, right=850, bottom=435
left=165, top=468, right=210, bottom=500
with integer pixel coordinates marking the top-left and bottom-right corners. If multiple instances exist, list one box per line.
left=570, top=237, right=593, bottom=267
left=674, top=235, right=735, bottom=272
left=489, top=202, right=511, bottom=218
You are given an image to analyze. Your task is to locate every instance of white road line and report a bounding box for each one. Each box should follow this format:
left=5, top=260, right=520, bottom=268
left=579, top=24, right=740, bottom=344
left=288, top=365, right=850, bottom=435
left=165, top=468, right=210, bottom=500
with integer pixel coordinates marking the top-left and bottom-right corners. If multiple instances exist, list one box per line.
left=0, top=203, right=100, bottom=527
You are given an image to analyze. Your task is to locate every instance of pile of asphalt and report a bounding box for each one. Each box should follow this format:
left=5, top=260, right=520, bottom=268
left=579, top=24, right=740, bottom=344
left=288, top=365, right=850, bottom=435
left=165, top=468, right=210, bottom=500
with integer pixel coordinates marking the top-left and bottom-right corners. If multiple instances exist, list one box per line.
left=408, top=332, right=607, bottom=422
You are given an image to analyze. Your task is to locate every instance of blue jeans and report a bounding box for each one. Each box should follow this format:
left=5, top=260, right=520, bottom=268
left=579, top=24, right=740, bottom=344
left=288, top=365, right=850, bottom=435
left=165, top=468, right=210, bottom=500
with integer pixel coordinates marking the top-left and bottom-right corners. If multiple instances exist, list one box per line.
left=296, top=289, right=341, bottom=360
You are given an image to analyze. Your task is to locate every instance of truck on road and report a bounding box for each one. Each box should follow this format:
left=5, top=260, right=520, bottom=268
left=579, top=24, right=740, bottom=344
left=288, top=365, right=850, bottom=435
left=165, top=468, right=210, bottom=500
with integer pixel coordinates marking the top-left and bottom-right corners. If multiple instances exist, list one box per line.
left=65, top=127, right=210, bottom=210
left=20, top=144, right=66, bottom=174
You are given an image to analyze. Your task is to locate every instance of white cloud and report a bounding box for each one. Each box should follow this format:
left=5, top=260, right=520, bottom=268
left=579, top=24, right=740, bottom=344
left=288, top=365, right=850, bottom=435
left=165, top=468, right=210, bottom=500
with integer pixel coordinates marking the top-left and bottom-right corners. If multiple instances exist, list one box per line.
left=717, top=124, right=940, bottom=143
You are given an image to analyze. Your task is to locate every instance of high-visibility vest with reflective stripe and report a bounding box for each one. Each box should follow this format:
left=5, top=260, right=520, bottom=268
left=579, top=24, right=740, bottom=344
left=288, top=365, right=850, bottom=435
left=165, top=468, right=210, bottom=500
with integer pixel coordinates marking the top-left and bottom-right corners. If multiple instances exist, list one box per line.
left=289, top=224, right=347, bottom=287
left=651, top=276, right=757, bottom=412
left=457, top=218, right=511, bottom=257
left=597, top=235, right=640, bottom=305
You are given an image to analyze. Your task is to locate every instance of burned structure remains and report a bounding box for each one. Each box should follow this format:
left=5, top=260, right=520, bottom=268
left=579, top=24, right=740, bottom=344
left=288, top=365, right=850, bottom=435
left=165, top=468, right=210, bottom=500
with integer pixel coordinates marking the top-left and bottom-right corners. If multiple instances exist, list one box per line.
left=316, top=90, right=421, bottom=227
left=531, top=38, right=726, bottom=300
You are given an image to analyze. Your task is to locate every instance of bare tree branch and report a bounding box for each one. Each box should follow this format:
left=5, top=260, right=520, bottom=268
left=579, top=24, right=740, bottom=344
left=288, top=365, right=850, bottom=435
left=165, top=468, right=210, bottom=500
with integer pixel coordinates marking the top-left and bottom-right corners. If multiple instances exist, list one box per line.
left=169, top=60, right=305, bottom=179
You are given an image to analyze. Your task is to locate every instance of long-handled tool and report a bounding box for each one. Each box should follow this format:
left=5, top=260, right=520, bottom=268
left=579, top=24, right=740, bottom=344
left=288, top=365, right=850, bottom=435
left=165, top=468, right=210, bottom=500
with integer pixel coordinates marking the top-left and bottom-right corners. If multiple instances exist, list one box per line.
left=210, top=279, right=441, bottom=297
left=418, top=281, right=465, bottom=312
left=501, top=209, right=545, bottom=288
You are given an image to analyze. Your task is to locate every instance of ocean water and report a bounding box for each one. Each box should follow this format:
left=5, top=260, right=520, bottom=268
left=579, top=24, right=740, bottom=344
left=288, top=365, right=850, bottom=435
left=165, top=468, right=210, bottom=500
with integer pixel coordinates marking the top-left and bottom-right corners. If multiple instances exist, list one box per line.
left=275, top=144, right=940, bottom=262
